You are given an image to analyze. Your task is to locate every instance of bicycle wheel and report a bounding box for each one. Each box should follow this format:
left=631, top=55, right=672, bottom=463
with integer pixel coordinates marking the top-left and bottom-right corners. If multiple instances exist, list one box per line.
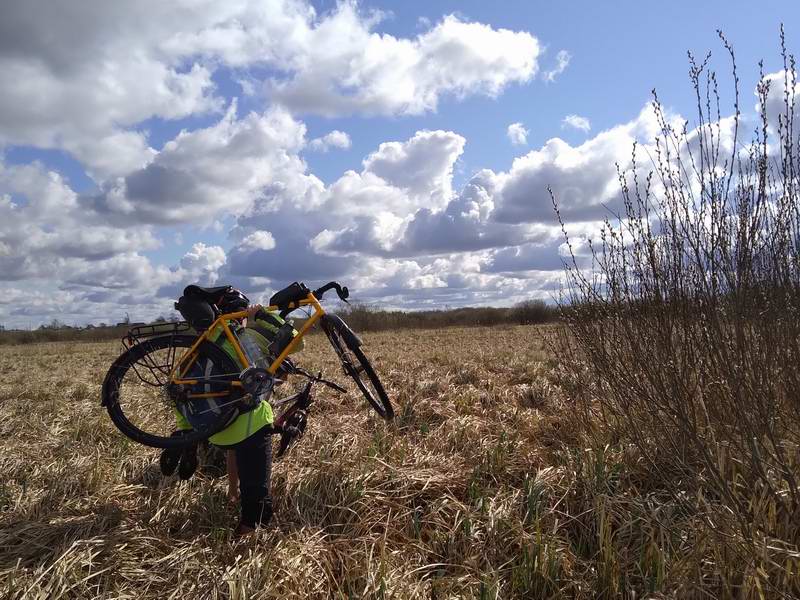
left=322, top=318, right=394, bottom=420
left=102, top=334, right=243, bottom=448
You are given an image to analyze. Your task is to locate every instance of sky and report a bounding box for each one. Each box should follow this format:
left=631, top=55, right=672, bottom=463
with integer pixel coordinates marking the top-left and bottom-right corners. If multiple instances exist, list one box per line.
left=0, top=0, right=797, bottom=328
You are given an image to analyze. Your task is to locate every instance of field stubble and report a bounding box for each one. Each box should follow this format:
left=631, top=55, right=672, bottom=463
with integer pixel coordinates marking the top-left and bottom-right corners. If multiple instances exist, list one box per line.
left=0, top=325, right=759, bottom=598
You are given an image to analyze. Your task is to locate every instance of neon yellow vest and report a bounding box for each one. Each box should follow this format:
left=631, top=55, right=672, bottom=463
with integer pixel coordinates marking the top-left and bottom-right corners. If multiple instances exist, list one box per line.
left=175, top=314, right=299, bottom=446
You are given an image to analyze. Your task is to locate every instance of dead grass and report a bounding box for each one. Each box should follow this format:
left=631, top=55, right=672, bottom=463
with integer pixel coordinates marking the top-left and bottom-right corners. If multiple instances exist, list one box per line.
left=0, top=326, right=794, bottom=598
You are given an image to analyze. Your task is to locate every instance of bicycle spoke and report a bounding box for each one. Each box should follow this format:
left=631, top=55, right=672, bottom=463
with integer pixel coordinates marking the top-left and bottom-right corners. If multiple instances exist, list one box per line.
left=173, top=372, right=241, bottom=382
left=188, top=396, right=242, bottom=415
left=131, top=353, right=171, bottom=387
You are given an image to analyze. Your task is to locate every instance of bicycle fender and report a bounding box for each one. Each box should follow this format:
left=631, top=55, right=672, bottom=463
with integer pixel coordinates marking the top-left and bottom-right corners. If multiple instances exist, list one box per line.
left=322, top=314, right=363, bottom=347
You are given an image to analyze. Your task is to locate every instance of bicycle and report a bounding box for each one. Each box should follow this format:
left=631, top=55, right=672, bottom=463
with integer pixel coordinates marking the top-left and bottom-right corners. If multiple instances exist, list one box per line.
left=100, top=281, right=393, bottom=449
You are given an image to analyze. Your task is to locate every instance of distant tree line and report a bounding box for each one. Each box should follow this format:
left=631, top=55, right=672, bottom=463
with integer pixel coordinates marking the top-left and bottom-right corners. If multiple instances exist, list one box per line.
left=0, top=300, right=557, bottom=345
left=325, top=300, right=557, bottom=332
left=0, top=323, right=133, bottom=345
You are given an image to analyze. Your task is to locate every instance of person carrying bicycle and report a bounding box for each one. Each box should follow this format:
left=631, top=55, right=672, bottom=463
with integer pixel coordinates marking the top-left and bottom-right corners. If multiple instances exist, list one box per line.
left=101, top=280, right=393, bottom=537
left=160, top=287, right=303, bottom=536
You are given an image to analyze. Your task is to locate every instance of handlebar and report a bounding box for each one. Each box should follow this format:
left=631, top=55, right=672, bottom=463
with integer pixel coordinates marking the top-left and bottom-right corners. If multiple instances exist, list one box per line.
left=312, top=281, right=349, bottom=303
left=268, top=280, right=350, bottom=318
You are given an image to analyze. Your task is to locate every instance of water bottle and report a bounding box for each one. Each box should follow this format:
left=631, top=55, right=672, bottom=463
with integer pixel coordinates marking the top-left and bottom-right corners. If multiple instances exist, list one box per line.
left=237, top=328, right=273, bottom=406
left=239, top=329, right=269, bottom=368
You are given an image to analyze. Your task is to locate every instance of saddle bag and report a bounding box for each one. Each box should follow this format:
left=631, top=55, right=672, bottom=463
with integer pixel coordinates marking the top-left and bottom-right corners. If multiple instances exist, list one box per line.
left=269, top=282, right=310, bottom=311
left=174, top=285, right=229, bottom=330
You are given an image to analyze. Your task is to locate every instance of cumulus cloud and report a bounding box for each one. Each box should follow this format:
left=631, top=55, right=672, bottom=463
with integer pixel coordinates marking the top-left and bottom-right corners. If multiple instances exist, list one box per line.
left=507, top=122, right=529, bottom=145
left=395, top=173, right=532, bottom=254
left=0, top=1, right=555, bottom=326
left=0, top=97, right=680, bottom=328
left=0, top=160, right=160, bottom=283
left=91, top=103, right=312, bottom=224
left=221, top=128, right=475, bottom=290
left=308, top=131, right=474, bottom=258
left=312, top=108, right=663, bottom=266
left=240, top=231, right=277, bottom=251
left=361, top=130, right=465, bottom=205
left=562, top=114, right=591, bottom=132
left=543, top=50, right=571, bottom=82
left=0, top=157, right=236, bottom=327
left=0, top=1, right=227, bottom=178
left=65, top=253, right=174, bottom=291
left=6, top=0, right=773, bottom=326
left=270, top=11, right=541, bottom=116
left=493, top=107, right=661, bottom=224
left=309, top=130, right=352, bottom=152
left=0, top=96, right=704, bottom=326
left=0, top=0, right=542, bottom=180
left=179, top=243, right=227, bottom=284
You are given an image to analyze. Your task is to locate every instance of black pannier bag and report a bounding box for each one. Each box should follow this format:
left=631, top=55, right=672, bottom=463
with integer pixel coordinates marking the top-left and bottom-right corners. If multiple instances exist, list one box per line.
left=269, top=282, right=310, bottom=311
left=175, top=285, right=231, bottom=330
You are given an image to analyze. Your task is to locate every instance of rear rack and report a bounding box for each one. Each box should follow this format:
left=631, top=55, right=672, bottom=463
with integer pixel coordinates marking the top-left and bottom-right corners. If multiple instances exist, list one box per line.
left=122, top=321, right=193, bottom=352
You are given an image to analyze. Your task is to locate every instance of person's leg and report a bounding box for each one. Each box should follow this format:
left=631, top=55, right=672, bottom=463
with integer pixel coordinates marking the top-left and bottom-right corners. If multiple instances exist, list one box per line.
left=233, top=426, right=273, bottom=531
left=226, top=449, right=240, bottom=503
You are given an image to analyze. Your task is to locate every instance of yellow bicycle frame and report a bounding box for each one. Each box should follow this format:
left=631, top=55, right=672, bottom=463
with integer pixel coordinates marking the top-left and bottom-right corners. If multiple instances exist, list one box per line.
left=168, top=292, right=325, bottom=398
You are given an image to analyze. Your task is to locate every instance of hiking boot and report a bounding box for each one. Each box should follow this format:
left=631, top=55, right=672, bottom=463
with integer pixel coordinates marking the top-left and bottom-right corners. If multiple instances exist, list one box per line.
left=178, top=444, right=198, bottom=480
left=159, top=447, right=181, bottom=476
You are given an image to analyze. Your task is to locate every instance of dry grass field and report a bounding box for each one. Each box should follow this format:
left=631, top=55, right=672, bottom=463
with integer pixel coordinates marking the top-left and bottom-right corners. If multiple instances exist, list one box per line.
left=1, top=326, right=571, bottom=599
left=0, top=325, right=794, bottom=599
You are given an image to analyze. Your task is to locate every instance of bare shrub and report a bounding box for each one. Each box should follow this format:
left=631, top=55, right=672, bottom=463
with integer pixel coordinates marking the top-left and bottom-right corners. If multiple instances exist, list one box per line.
left=555, top=29, right=800, bottom=593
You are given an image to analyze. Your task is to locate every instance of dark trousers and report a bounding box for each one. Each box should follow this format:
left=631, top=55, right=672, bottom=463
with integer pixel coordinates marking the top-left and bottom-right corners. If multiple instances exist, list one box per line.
left=231, top=425, right=273, bottom=528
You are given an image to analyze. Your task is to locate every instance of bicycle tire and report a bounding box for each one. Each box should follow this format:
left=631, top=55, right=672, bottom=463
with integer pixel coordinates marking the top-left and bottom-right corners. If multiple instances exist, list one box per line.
left=102, top=334, right=243, bottom=449
left=323, top=319, right=394, bottom=420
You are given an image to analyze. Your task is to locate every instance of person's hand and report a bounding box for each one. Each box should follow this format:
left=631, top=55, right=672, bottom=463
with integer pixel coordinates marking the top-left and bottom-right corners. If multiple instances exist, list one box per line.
left=245, top=304, right=262, bottom=321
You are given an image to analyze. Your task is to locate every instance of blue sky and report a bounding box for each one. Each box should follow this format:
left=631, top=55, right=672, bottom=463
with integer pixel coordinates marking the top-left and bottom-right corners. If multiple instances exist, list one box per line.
left=0, top=1, right=796, bottom=327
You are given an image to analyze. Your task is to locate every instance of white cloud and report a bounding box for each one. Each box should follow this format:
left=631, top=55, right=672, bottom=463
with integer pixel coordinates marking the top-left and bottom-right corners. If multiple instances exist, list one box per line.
left=91, top=103, right=313, bottom=224
left=361, top=130, right=465, bottom=206
left=0, top=97, right=710, bottom=325
left=494, top=107, right=661, bottom=224
left=240, top=231, right=276, bottom=251
left=66, top=253, right=174, bottom=291
left=0, top=1, right=554, bottom=325
left=311, top=109, right=662, bottom=263
left=5, top=0, right=773, bottom=324
left=179, top=243, right=227, bottom=284
left=507, top=122, right=529, bottom=145
left=269, top=11, right=541, bottom=116
left=0, top=160, right=160, bottom=284
left=543, top=50, right=571, bottom=82
left=226, top=129, right=468, bottom=284
left=309, top=130, right=352, bottom=152
left=0, top=1, right=542, bottom=180
left=0, top=1, right=226, bottom=178
left=562, top=114, right=591, bottom=132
